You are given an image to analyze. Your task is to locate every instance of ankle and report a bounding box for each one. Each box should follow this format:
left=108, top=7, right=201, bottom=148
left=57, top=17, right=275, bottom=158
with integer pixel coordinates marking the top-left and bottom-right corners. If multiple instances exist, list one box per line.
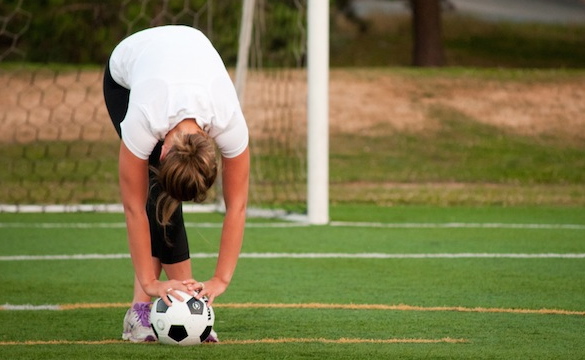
left=131, top=298, right=152, bottom=306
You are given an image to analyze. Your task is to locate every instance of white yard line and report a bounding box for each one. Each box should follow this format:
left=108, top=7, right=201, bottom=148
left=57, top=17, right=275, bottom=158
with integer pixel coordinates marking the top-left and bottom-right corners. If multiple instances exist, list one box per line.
left=1, top=221, right=584, bottom=229
left=2, top=302, right=584, bottom=317
left=2, top=220, right=583, bottom=261
left=1, top=252, right=584, bottom=262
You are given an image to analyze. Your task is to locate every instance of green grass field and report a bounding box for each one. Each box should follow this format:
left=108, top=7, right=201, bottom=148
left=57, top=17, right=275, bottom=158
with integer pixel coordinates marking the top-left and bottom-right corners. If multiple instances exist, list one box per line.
left=1, top=205, right=584, bottom=359
left=1, top=8, right=584, bottom=359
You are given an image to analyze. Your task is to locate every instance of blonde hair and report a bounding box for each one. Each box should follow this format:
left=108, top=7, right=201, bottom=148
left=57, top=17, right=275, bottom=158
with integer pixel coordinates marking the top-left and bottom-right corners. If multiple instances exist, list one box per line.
left=153, top=132, right=217, bottom=227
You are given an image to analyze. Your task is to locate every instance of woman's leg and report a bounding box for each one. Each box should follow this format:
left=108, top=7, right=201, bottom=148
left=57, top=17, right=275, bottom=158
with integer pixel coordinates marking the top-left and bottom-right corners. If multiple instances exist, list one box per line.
left=105, top=63, right=157, bottom=342
left=104, top=61, right=189, bottom=289
left=162, top=259, right=193, bottom=282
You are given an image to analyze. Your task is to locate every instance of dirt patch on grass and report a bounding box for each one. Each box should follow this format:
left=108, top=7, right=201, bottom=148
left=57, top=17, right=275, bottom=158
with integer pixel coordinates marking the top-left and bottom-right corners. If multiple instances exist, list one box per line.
left=328, top=69, right=585, bottom=142
left=441, top=80, right=585, bottom=138
left=1, top=68, right=583, bottom=143
left=329, top=71, right=430, bottom=134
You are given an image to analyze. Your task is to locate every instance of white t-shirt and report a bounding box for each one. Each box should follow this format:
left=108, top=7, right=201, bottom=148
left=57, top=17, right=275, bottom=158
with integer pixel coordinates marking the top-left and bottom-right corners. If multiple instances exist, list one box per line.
left=109, top=25, right=249, bottom=159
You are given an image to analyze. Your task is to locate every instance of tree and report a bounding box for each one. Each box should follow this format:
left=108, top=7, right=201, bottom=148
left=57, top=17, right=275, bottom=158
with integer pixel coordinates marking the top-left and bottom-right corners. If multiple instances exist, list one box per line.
left=410, top=0, right=445, bottom=66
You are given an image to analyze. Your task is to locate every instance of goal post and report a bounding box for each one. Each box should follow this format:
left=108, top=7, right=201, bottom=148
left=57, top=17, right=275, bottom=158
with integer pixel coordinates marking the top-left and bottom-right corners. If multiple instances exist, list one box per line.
left=236, top=0, right=329, bottom=223
left=307, top=0, right=330, bottom=224
left=235, top=0, right=256, bottom=105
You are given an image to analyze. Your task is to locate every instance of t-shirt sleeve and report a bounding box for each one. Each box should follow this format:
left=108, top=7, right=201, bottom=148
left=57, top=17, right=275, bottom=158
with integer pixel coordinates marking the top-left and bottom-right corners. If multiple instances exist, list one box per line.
left=213, top=107, right=249, bottom=159
left=208, top=76, right=249, bottom=158
left=120, top=105, right=159, bottom=160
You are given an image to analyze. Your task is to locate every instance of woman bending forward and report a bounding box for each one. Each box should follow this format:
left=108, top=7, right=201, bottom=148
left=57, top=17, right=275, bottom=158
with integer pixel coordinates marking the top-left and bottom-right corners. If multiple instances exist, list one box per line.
left=103, top=25, right=249, bottom=343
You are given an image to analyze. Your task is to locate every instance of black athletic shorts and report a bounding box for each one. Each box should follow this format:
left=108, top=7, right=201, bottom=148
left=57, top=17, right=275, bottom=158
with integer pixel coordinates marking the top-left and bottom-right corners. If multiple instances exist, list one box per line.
left=103, top=61, right=190, bottom=265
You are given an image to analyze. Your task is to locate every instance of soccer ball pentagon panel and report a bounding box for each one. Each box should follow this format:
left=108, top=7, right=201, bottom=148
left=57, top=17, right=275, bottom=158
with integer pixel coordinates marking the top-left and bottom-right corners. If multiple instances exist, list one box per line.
left=150, top=290, right=215, bottom=346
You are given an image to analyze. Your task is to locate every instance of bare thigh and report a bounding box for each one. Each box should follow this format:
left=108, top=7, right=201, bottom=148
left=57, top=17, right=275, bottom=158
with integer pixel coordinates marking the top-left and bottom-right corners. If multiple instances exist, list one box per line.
left=161, top=258, right=192, bottom=280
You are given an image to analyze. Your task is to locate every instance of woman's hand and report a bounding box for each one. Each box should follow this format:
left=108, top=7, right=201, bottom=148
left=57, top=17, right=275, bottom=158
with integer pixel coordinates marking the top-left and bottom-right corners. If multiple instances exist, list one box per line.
left=145, top=279, right=200, bottom=306
left=194, top=277, right=229, bottom=306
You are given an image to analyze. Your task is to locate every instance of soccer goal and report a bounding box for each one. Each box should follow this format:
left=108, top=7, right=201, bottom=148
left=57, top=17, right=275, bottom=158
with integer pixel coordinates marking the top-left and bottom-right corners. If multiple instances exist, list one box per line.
left=0, top=0, right=329, bottom=223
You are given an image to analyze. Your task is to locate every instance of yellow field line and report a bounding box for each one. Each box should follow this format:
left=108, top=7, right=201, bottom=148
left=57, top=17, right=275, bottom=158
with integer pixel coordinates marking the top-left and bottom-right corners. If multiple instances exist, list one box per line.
left=0, top=340, right=127, bottom=346
left=220, top=337, right=469, bottom=345
left=60, top=302, right=131, bottom=310
left=218, top=303, right=585, bottom=316
left=2, top=302, right=583, bottom=316
left=0, top=337, right=468, bottom=346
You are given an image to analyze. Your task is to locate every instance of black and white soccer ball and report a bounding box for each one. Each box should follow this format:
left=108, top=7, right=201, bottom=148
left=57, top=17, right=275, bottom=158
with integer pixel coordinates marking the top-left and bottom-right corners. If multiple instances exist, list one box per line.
left=150, top=290, right=215, bottom=346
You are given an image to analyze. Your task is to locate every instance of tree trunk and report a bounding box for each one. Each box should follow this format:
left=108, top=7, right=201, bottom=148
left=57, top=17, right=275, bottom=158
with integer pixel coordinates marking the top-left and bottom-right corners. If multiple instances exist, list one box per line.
left=410, top=0, right=445, bottom=67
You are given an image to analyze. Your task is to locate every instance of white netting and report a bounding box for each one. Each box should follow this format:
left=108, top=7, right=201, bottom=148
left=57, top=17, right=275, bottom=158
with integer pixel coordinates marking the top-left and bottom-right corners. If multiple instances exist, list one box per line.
left=0, top=0, right=307, bottom=213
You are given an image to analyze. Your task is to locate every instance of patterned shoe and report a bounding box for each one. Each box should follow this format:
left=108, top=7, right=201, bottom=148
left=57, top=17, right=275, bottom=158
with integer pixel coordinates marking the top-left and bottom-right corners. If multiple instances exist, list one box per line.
left=122, top=302, right=157, bottom=342
left=203, top=329, right=219, bottom=343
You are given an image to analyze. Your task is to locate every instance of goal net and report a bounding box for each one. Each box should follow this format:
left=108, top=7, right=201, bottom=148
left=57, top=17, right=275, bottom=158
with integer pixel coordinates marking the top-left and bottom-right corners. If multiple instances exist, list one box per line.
left=0, top=0, right=317, bottom=217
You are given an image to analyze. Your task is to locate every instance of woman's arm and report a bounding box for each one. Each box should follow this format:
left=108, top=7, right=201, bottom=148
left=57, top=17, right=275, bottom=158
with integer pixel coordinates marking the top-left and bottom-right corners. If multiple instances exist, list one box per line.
left=199, top=147, right=250, bottom=305
left=118, top=142, right=196, bottom=305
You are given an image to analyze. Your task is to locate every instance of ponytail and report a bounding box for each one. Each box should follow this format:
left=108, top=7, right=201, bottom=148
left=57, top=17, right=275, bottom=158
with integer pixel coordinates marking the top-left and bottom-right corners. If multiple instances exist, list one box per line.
left=153, top=132, right=218, bottom=228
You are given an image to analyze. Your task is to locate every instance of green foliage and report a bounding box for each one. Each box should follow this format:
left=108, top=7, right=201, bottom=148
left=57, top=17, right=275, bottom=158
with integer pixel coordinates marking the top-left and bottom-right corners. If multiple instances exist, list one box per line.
left=0, top=0, right=304, bottom=66
left=442, top=16, right=585, bottom=68
left=330, top=13, right=585, bottom=68
left=5, top=1, right=583, bottom=68
left=257, top=0, right=307, bottom=67
left=1, top=0, right=122, bottom=63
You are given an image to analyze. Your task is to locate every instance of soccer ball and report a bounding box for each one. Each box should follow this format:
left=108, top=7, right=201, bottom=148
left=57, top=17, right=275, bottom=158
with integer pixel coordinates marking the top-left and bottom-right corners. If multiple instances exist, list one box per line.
left=150, top=290, right=215, bottom=346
